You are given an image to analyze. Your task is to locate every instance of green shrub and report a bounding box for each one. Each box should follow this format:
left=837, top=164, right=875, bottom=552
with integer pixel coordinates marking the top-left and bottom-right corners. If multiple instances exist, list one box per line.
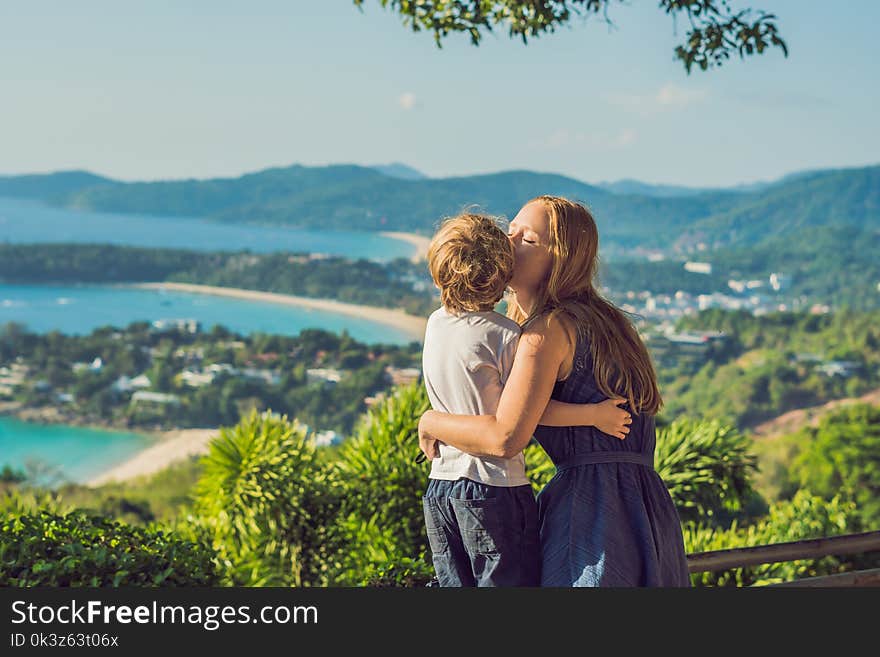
left=684, top=490, right=862, bottom=587
left=360, top=556, right=437, bottom=588
left=325, top=513, right=435, bottom=586
left=0, top=464, right=27, bottom=484
left=0, top=509, right=220, bottom=586
left=0, top=488, right=68, bottom=517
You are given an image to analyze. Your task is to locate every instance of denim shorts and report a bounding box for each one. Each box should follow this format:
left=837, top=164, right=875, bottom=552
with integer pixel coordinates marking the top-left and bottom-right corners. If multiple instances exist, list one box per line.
left=422, top=477, right=541, bottom=587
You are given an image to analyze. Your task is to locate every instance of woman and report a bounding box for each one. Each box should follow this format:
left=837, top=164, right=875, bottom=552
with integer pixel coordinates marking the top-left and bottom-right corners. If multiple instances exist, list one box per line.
left=418, top=195, right=690, bottom=587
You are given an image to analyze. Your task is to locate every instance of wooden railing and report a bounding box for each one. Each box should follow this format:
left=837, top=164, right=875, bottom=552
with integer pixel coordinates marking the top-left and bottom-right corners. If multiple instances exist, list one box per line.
left=686, top=530, right=880, bottom=587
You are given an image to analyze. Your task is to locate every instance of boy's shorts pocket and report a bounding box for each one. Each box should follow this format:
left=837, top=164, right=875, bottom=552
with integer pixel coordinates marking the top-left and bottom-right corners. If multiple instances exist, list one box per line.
left=422, top=495, right=449, bottom=555
left=451, top=497, right=511, bottom=556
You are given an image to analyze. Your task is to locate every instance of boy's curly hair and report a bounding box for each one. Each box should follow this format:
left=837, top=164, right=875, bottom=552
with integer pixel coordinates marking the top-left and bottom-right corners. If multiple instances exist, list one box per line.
left=427, top=213, right=514, bottom=314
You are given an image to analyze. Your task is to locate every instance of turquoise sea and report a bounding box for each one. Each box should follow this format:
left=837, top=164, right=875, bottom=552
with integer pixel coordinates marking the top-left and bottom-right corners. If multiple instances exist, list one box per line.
left=0, top=415, right=154, bottom=485
left=0, top=283, right=416, bottom=345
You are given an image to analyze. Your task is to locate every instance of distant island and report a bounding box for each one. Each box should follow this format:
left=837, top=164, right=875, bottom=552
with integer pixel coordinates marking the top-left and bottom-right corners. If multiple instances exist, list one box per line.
left=1, top=163, right=877, bottom=253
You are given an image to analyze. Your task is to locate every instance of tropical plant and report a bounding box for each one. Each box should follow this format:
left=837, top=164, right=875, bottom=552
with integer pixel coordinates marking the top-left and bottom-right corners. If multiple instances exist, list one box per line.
left=656, top=417, right=760, bottom=524
left=192, top=409, right=342, bottom=586
left=524, top=440, right=554, bottom=495
left=327, top=382, right=434, bottom=585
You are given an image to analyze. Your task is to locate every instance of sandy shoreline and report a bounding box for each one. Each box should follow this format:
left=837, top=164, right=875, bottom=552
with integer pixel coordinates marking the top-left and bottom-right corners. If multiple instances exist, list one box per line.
left=129, top=282, right=428, bottom=341
left=85, top=427, right=219, bottom=487
left=379, top=231, right=431, bottom=263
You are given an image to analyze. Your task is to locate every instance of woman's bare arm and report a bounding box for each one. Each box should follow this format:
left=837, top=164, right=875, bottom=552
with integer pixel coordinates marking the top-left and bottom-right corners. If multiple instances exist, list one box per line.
left=418, top=317, right=572, bottom=459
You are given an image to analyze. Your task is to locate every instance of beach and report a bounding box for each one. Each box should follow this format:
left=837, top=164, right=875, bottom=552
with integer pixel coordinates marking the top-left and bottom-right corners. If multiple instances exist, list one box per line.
left=129, top=282, right=429, bottom=342
left=85, top=427, right=219, bottom=487
left=379, top=231, right=431, bottom=263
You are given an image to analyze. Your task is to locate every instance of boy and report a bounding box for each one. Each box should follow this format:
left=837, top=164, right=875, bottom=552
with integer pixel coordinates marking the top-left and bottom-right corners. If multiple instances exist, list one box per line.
left=420, top=212, right=630, bottom=586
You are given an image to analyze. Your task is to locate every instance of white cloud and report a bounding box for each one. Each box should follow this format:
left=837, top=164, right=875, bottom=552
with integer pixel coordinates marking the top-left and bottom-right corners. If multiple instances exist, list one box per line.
left=656, top=84, right=708, bottom=107
left=614, top=128, right=638, bottom=147
left=530, top=129, right=638, bottom=151
left=542, top=129, right=573, bottom=149
left=398, top=92, right=417, bottom=110
left=603, top=84, right=708, bottom=115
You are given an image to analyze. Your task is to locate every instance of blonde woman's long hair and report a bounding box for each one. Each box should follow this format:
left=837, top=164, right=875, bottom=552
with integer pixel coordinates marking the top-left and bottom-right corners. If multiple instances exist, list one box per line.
left=507, top=195, right=663, bottom=415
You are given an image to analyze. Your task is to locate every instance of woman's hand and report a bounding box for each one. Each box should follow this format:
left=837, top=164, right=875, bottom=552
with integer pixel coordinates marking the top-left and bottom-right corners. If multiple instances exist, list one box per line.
left=418, top=412, right=441, bottom=460
left=593, top=398, right=632, bottom=440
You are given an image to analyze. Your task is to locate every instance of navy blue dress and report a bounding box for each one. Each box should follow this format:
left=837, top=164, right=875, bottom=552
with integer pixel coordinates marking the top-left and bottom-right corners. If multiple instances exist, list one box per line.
left=532, top=335, right=691, bottom=587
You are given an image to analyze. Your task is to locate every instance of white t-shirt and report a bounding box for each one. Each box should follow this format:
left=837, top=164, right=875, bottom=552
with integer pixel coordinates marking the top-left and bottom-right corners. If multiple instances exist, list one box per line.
left=421, top=306, right=529, bottom=487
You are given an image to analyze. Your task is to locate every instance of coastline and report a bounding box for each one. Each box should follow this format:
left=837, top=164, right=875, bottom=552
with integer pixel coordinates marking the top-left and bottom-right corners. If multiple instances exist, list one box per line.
left=2, top=270, right=433, bottom=487
left=85, top=427, right=219, bottom=487
left=128, top=282, right=428, bottom=342
left=379, top=231, right=431, bottom=263
left=0, top=405, right=219, bottom=487
left=2, top=401, right=112, bottom=429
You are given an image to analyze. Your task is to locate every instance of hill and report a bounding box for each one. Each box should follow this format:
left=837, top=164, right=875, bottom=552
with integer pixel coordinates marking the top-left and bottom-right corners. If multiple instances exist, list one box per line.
left=0, top=165, right=739, bottom=245
left=369, top=163, right=427, bottom=180
left=597, top=178, right=727, bottom=197
left=678, top=165, right=880, bottom=250
left=750, top=387, right=880, bottom=441
left=0, top=170, right=112, bottom=201
left=597, top=168, right=834, bottom=198
left=1, top=163, right=877, bottom=251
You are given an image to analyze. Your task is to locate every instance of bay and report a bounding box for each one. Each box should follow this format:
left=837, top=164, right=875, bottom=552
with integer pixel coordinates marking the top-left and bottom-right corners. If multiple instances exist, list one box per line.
left=0, top=283, right=416, bottom=345
left=0, top=415, right=154, bottom=485
left=0, top=197, right=415, bottom=261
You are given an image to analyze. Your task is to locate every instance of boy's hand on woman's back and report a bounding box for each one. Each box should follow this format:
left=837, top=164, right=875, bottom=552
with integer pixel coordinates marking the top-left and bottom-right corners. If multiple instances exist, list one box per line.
left=594, top=397, right=632, bottom=440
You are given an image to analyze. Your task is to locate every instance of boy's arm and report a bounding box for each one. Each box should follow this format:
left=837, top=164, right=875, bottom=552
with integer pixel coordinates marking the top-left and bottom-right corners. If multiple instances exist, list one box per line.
left=538, top=398, right=632, bottom=440
left=538, top=400, right=597, bottom=427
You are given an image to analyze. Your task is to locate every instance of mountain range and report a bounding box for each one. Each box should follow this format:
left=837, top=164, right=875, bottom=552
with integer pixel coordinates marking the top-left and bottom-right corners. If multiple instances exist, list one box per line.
left=0, top=163, right=877, bottom=253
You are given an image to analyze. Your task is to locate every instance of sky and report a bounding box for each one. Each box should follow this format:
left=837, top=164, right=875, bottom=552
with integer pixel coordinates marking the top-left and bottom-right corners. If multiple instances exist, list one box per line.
left=1, top=0, right=878, bottom=187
